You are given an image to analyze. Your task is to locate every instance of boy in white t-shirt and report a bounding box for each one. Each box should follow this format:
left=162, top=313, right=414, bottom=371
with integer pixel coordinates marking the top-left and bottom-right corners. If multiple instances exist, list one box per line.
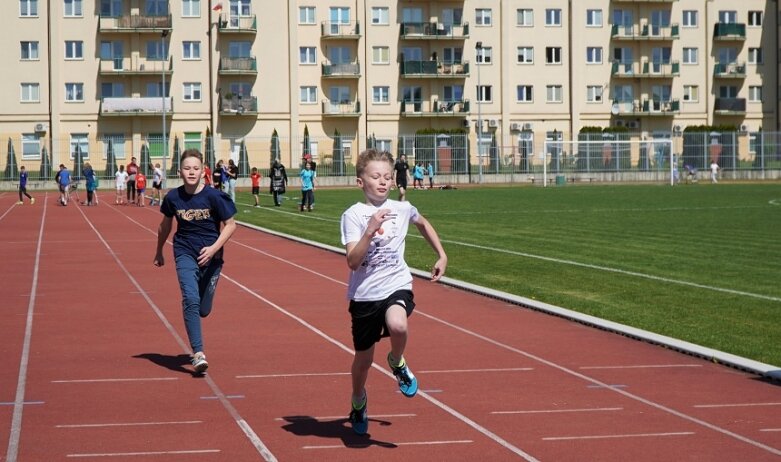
left=340, top=149, right=448, bottom=435
left=115, top=165, right=129, bottom=205
left=710, top=161, right=720, bottom=183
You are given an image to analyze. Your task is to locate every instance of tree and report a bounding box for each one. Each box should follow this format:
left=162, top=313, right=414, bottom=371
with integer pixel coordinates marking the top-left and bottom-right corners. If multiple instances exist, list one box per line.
left=4, top=138, right=18, bottom=180
left=270, top=129, right=280, bottom=167
left=204, top=126, right=214, bottom=169
left=40, top=146, right=52, bottom=180
left=302, top=124, right=311, bottom=166
left=104, top=139, right=117, bottom=178
left=238, top=139, right=249, bottom=177
left=332, top=129, right=344, bottom=176
left=169, top=136, right=180, bottom=176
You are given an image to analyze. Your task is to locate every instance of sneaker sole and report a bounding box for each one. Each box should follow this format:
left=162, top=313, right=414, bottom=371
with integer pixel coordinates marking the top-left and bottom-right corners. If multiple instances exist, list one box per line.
left=193, top=361, right=209, bottom=374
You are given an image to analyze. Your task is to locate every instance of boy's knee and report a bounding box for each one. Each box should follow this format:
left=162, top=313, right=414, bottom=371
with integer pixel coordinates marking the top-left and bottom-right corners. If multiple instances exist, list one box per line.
left=386, top=319, right=408, bottom=337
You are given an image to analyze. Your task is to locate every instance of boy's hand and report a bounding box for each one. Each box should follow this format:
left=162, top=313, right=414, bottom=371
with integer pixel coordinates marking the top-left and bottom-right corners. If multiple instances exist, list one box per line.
left=153, top=253, right=165, bottom=267
left=197, top=245, right=218, bottom=266
left=430, top=256, right=447, bottom=282
left=366, top=208, right=392, bottom=236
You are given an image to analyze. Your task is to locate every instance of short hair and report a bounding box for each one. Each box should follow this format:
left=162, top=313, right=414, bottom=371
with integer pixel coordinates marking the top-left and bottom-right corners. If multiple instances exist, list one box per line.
left=181, top=149, right=203, bottom=164
left=356, top=149, right=393, bottom=177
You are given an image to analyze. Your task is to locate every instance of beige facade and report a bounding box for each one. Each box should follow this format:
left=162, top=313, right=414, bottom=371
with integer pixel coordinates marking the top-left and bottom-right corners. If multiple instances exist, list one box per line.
left=1, top=0, right=778, bottom=171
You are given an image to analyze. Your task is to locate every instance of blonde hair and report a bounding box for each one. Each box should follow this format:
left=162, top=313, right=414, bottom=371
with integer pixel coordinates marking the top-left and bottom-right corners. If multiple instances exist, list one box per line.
left=355, top=149, right=393, bottom=177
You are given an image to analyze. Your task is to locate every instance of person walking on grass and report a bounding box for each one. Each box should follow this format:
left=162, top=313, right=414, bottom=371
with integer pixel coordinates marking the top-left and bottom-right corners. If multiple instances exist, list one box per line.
left=153, top=149, right=237, bottom=374
left=392, top=154, right=411, bottom=201
left=270, top=159, right=288, bottom=206
left=17, top=166, right=34, bottom=205
left=340, top=149, right=448, bottom=435
left=250, top=167, right=261, bottom=207
left=299, top=161, right=315, bottom=212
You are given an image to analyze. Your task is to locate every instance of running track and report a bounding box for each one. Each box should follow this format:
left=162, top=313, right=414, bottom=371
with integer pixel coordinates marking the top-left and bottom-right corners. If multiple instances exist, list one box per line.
left=2, top=192, right=781, bottom=461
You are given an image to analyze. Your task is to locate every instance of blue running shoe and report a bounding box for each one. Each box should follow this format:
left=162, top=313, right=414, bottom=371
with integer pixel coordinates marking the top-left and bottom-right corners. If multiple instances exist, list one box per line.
left=388, top=354, right=418, bottom=398
left=349, top=399, right=368, bottom=435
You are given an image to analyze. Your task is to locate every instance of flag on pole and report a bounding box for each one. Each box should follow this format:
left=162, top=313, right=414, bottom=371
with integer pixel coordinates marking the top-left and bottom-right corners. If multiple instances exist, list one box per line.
left=212, top=2, right=223, bottom=11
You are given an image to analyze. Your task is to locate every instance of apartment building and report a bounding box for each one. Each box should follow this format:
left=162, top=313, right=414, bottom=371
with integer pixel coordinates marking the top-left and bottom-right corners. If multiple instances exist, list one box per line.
left=1, top=0, right=777, bottom=172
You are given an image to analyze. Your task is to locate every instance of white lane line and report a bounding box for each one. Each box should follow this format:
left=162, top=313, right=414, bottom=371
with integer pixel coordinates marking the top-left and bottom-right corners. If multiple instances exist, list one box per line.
left=0, top=401, right=44, bottom=406
left=66, top=449, right=221, bottom=458
left=6, top=196, right=47, bottom=462
left=761, top=429, right=781, bottom=432
left=303, top=440, right=474, bottom=449
left=201, top=395, right=245, bottom=400
left=580, top=364, right=702, bottom=370
left=56, top=421, right=202, bottom=429
left=543, top=432, right=695, bottom=442
left=587, top=384, right=628, bottom=389
left=79, top=206, right=277, bottom=462
left=492, top=407, right=623, bottom=415
left=275, top=414, right=416, bottom=422
left=237, top=372, right=350, bottom=379
left=51, top=378, right=177, bottom=384
left=694, top=402, right=781, bottom=409
left=419, top=367, right=534, bottom=373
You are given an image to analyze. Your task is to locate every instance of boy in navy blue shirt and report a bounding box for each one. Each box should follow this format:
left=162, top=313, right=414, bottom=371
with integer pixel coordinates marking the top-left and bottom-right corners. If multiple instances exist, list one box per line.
left=153, top=149, right=237, bottom=374
left=17, top=166, right=34, bottom=205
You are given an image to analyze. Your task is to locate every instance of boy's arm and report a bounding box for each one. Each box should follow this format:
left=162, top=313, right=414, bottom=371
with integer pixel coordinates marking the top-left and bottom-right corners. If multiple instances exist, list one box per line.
left=197, top=217, right=237, bottom=266
left=153, top=215, right=173, bottom=266
left=345, top=209, right=391, bottom=270
left=413, top=215, right=448, bottom=281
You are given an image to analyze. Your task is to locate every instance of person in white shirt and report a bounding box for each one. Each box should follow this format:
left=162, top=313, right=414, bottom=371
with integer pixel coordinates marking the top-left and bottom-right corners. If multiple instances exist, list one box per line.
left=710, top=161, right=720, bottom=183
left=114, top=165, right=129, bottom=205
left=151, top=163, right=164, bottom=205
left=340, top=148, right=447, bottom=435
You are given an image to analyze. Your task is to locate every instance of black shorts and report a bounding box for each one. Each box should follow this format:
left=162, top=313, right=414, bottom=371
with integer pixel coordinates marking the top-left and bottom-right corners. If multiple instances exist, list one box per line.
left=152, top=181, right=162, bottom=190
left=252, top=186, right=260, bottom=195
left=396, top=179, right=408, bottom=189
left=349, top=289, right=415, bottom=351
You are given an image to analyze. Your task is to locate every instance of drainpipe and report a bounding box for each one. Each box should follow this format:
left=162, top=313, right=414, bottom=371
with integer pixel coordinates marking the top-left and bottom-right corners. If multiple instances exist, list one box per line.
left=47, top=0, right=54, bottom=165
left=567, top=0, right=574, bottom=139
left=208, top=0, right=215, bottom=136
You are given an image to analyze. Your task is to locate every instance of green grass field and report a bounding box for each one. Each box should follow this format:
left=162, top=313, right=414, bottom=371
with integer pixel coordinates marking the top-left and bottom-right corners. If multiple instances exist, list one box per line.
left=233, top=182, right=781, bottom=366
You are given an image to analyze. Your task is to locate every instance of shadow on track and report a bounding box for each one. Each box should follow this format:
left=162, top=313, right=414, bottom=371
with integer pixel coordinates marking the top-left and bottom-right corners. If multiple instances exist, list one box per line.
left=133, top=353, right=201, bottom=377
left=280, top=415, right=397, bottom=449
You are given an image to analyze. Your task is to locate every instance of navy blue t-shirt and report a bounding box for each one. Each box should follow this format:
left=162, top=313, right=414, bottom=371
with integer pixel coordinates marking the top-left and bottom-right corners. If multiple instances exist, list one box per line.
left=160, top=186, right=237, bottom=261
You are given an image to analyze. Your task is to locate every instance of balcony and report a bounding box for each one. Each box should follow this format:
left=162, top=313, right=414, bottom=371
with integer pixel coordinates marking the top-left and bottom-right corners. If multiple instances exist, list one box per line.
left=714, top=98, right=746, bottom=114
left=611, top=23, right=679, bottom=40
left=714, top=23, right=746, bottom=41
left=613, top=0, right=677, bottom=2
left=321, top=61, right=361, bottom=78
left=400, top=60, right=469, bottom=78
left=400, top=99, right=470, bottom=117
left=714, top=62, right=746, bottom=79
left=611, top=60, right=679, bottom=78
left=99, top=14, right=172, bottom=33
left=219, top=96, right=258, bottom=115
left=321, top=21, right=361, bottom=40
left=218, top=57, right=257, bottom=75
left=99, top=57, right=172, bottom=76
left=400, top=22, right=469, bottom=39
left=612, top=99, right=680, bottom=116
left=100, top=97, right=172, bottom=116
left=218, top=14, right=257, bottom=33
left=322, top=99, right=361, bottom=117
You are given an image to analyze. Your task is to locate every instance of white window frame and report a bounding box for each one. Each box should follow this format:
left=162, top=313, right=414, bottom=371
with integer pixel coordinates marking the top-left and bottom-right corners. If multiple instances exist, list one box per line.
left=20, top=0, right=38, bottom=17
left=748, top=11, right=762, bottom=27
left=182, top=0, right=200, bottom=17
left=22, top=133, right=41, bottom=160
left=64, top=40, right=83, bottom=60
left=517, top=47, right=533, bottom=64
left=371, top=7, right=388, bottom=25
left=683, top=85, right=699, bottom=102
left=748, top=48, right=763, bottom=64
left=372, top=46, right=389, bottom=64
left=475, top=8, right=492, bottom=26
left=65, top=82, right=84, bottom=102
left=516, top=85, right=533, bottom=102
left=299, top=6, right=315, bottom=25
left=682, top=10, right=698, bottom=27
left=64, top=0, right=82, bottom=17
left=477, top=85, right=492, bottom=103
left=749, top=85, right=762, bottom=102
left=546, top=47, right=562, bottom=64
left=545, top=9, right=561, bottom=26
left=586, top=9, right=602, bottom=27
left=476, top=46, right=492, bottom=64
left=21, top=41, right=39, bottom=60
left=372, top=86, right=389, bottom=103
left=182, top=82, right=202, bottom=101
left=517, top=9, right=533, bottom=27
left=682, top=47, right=698, bottom=65
left=586, top=47, right=602, bottom=64
left=586, top=85, right=603, bottom=102
left=21, top=83, right=40, bottom=102
left=299, top=46, right=317, bottom=64
left=69, top=133, right=89, bottom=160
left=300, top=86, right=317, bottom=103
left=182, top=41, right=201, bottom=60
left=546, top=85, right=563, bottom=103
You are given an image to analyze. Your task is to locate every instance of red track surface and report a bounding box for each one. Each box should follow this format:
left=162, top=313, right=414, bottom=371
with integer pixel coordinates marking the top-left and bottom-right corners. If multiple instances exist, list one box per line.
left=2, top=193, right=781, bottom=461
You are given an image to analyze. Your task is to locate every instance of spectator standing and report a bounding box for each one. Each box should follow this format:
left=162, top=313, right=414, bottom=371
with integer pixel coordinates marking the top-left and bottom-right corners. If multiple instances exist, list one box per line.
left=269, top=159, right=288, bottom=206
left=126, top=156, right=139, bottom=204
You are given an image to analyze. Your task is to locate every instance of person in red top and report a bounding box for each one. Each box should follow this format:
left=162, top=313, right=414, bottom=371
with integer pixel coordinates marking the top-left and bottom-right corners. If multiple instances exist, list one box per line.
left=135, top=171, right=147, bottom=207
left=250, top=167, right=262, bottom=207
left=203, top=164, right=212, bottom=187
left=126, top=157, right=139, bottom=204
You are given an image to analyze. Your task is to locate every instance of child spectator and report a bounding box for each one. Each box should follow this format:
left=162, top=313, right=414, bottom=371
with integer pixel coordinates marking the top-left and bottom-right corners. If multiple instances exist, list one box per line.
left=136, top=171, right=147, bottom=207
left=115, top=165, right=128, bottom=204
left=250, top=167, right=261, bottom=207
left=299, top=161, right=315, bottom=212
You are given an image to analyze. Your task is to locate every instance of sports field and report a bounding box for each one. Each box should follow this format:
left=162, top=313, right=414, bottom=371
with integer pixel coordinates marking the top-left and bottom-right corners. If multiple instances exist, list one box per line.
left=237, top=182, right=781, bottom=366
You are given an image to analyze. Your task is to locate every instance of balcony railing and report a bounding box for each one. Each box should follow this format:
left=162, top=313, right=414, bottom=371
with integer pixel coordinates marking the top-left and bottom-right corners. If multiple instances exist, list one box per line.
left=400, top=22, right=469, bottom=39
left=611, top=60, right=679, bottom=78
left=613, top=0, right=678, bottom=2
left=611, top=99, right=680, bottom=116
left=400, top=99, right=470, bottom=117
left=321, top=61, right=361, bottom=78
left=321, top=99, right=361, bottom=117
left=218, top=57, right=257, bottom=74
left=320, top=21, right=361, bottom=39
left=99, top=57, right=173, bottom=75
left=100, top=97, right=172, bottom=116
left=714, top=23, right=746, bottom=40
left=714, top=97, right=746, bottom=114
left=218, top=14, right=257, bottom=33
left=99, top=14, right=172, bottom=32
left=400, top=60, right=469, bottom=78
left=610, top=23, right=679, bottom=40
left=220, top=96, right=258, bottom=115
left=714, top=62, right=746, bottom=78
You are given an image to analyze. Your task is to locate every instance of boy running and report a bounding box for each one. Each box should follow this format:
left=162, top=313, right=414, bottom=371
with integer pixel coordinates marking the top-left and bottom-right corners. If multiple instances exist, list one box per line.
left=340, top=149, right=448, bottom=435
left=17, top=166, right=34, bottom=205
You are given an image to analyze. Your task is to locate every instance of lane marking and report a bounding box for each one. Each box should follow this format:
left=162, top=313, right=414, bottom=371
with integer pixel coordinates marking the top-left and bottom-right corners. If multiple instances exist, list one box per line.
left=694, top=402, right=781, bottom=409
left=201, top=395, right=245, bottom=400
left=0, top=401, right=44, bottom=406
left=237, top=372, right=350, bottom=379
left=51, top=378, right=178, bottom=384
left=56, top=421, right=202, bottom=429
left=274, top=414, right=416, bottom=422
left=543, top=431, right=695, bottom=442
left=587, top=384, right=628, bottom=389
left=66, top=449, right=220, bottom=458
left=492, top=407, right=623, bottom=415
left=580, top=364, right=702, bottom=370
left=6, top=195, right=47, bottom=462
left=761, top=429, right=781, bottom=432
left=303, top=439, right=474, bottom=450
left=419, top=367, right=534, bottom=374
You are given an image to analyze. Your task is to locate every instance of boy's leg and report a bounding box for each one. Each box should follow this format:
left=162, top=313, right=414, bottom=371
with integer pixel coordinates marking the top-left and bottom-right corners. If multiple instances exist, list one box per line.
left=385, top=299, right=418, bottom=397
left=175, top=255, right=207, bottom=356
left=197, top=260, right=223, bottom=319
left=350, top=346, right=374, bottom=435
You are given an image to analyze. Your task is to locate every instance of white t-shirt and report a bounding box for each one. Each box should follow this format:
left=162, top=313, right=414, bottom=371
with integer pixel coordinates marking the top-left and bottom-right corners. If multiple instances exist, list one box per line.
left=115, top=170, right=128, bottom=189
left=153, top=167, right=163, bottom=184
left=340, top=199, right=419, bottom=301
left=710, top=162, right=719, bottom=174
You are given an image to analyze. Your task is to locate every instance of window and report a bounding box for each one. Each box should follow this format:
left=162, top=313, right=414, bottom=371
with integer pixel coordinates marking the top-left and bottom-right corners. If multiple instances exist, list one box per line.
left=476, top=46, right=492, bottom=64
left=182, top=0, right=200, bottom=17
left=586, top=47, right=602, bottom=64
left=146, top=81, right=170, bottom=97
left=476, top=85, right=492, bottom=103
left=299, top=46, right=316, bottom=64
left=21, top=41, right=39, bottom=60
left=371, top=7, right=388, bottom=25
left=101, top=82, right=124, bottom=98
left=372, top=86, right=389, bottom=103
left=145, top=0, right=167, bottom=16
left=546, top=85, right=563, bottom=103
left=64, top=0, right=82, bottom=16
left=184, top=132, right=201, bottom=151
left=65, top=41, right=83, bottom=59
left=147, top=40, right=169, bottom=60
left=65, top=83, right=84, bottom=102
left=228, top=41, right=251, bottom=58
left=748, top=11, right=762, bottom=27
left=100, top=0, right=122, bottom=17
left=22, top=134, right=40, bottom=160
left=586, top=9, right=602, bottom=27
left=228, top=82, right=251, bottom=98
left=183, top=82, right=201, bottom=101
left=70, top=134, right=89, bottom=160
left=748, top=48, right=763, bottom=64
left=613, top=84, right=633, bottom=103
left=516, top=85, right=533, bottom=102
left=517, top=47, right=533, bottom=64
left=182, top=41, right=200, bottom=60
left=749, top=86, right=762, bottom=102
left=546, top=47, right=562, bottom=64
left=299, top=6, right=315, bottom=24
left=718, top=11, right=737, bottom=24
left=300, top=86, right=317, bottom=103
left=587, top=85, right=603, bottom=102
left=683, top=85, right=699, bottom=102
left=682, top=47, right=698, bottom=64
left=475, top=8, right=491, bottom=26
left=682, top=10, right=698, bottom=27
left=718, top=85, right=738, bottom=98
left=545, top=9, right=561, bottom=26
left=517, top=9, right=533, bottom=26
left=329, top=86, right=350, bottom=104
left=21, top=83, right=39, bottom=102
left=20, top=0, right=38, bottom=16
left=372, top=46, right=389, bottom=64
left=375, top=139, right=392, bottom=153
left=443, top=85, right=463, bottom=102
left=102, top=135, right=125, bottom=159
